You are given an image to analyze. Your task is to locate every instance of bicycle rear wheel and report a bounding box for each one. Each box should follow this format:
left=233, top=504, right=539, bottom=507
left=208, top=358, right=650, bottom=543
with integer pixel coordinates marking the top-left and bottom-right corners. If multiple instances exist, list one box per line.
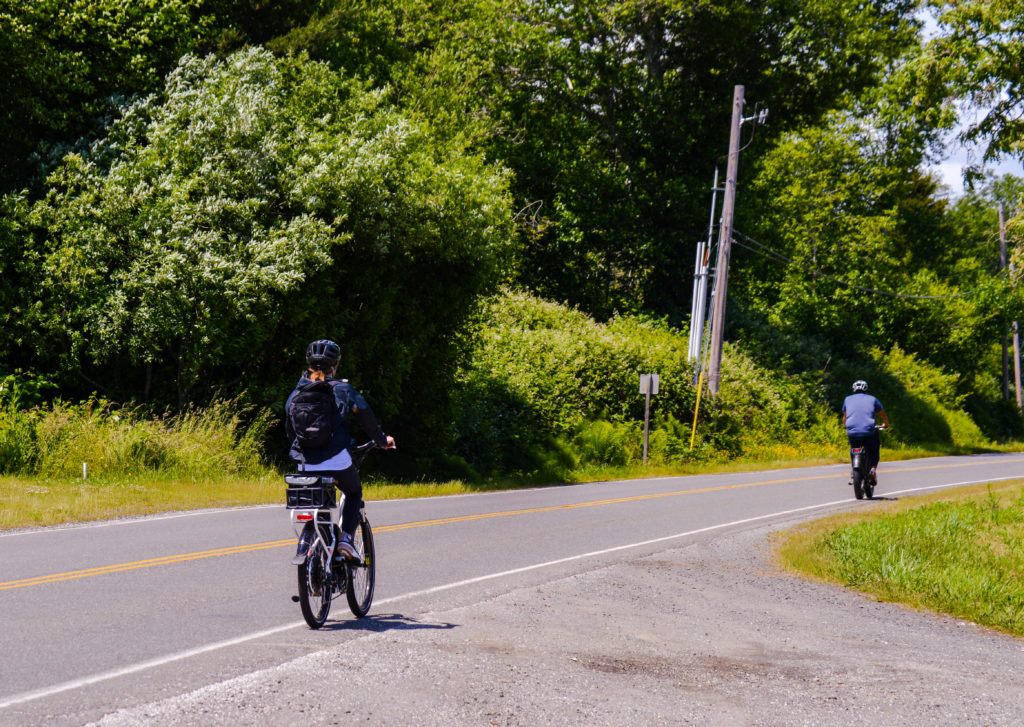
left=346, top=515, right=375, bottom=617
left=298, top=533, right=332, bottom=628
left=852, top=470, right=865, bottom=500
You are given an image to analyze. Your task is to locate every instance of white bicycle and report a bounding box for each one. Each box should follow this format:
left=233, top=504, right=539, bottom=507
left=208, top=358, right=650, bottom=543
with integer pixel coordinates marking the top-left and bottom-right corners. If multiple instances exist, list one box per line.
left=285, top=442, right=376, bottom=628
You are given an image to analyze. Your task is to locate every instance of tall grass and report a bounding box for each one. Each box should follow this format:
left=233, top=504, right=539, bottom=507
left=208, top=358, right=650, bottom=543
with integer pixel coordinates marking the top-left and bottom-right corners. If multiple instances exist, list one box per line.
left=0, top=397, right=270, bottom=480
left=0, top=397, right=279, bottom=529
left=778, top=481, right=1024, bottom=637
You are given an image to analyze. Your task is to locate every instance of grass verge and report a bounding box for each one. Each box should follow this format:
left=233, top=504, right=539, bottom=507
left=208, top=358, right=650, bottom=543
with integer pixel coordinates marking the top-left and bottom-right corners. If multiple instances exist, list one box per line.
left=4, top=442, right=1022, bottom=530
left=776, top=479, right=1024, bottom=637
left=0, top=472, right=282, bottom=530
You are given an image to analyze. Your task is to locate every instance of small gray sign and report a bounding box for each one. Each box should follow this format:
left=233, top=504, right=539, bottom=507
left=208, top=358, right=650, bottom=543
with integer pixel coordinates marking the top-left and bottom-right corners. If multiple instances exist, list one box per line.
left=639, top=374, right=660, bottom=395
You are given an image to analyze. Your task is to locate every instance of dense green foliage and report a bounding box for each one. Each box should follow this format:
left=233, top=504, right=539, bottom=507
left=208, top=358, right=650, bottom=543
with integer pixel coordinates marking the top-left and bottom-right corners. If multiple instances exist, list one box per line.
left=731, top=101, right=1024, bottom=441
left=922, top=0, right=1024, bottom=173
left=1, top=0, right=1023, bottom=479
left=275, top=0, right=924, bottom=318
left=7, top=49, right=512, bottom=461
left=450, top=291, right=989, bottom=480
left=0, top=0, right=214, bottom=191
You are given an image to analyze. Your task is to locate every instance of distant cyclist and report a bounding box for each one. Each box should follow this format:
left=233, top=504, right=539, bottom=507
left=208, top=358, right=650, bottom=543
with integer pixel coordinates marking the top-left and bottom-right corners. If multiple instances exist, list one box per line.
left=842, top=380, right=890, bottom=481
left=285, top=339, right=394, bottom=561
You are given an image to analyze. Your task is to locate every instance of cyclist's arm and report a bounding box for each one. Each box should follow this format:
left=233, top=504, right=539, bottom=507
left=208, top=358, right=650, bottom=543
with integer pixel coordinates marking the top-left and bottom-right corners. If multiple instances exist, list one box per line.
left=337, top=381, right=390, bottom=448
left=283, top=389, right=297, bottom=441
left=879, top=408, right=891, bottom=429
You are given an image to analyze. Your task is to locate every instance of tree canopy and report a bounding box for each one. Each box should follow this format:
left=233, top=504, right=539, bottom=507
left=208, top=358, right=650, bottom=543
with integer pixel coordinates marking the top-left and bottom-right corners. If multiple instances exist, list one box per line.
left=14, top=49, right=513, bottom=452
left=1, top=0, right=1023, bottom=471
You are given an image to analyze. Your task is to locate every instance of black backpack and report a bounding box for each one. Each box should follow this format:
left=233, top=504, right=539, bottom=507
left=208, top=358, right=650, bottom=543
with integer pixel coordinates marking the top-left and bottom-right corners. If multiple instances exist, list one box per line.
left=289, top=380, right=337, bottom=449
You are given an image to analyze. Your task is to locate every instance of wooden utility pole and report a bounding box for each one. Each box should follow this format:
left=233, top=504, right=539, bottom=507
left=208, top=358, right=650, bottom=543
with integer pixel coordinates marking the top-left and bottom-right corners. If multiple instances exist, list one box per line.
left=1000, top=204, right=1022, bottom=408
left=706, top=85, right=744, bottom=396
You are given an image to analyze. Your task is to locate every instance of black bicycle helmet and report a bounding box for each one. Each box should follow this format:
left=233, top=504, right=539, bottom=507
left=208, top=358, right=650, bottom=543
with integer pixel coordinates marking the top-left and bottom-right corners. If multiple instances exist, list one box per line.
left=306, top=339, right=341, bottom=371
left=852, top=380, right=868, bottom=393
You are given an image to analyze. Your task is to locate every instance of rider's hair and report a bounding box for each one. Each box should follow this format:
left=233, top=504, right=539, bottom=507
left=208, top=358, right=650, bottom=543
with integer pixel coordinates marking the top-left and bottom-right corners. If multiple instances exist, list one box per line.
left=308, top=367, right=334, bottom=382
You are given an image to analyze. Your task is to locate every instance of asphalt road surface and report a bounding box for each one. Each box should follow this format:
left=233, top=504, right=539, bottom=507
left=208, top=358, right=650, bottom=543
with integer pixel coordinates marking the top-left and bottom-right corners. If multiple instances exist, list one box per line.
left=2, top=453, right=1023, bottom=726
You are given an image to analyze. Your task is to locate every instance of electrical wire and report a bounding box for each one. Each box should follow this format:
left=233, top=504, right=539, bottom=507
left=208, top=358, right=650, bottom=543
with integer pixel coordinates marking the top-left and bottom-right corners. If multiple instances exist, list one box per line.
left=731, top=229, right=977, bottom=300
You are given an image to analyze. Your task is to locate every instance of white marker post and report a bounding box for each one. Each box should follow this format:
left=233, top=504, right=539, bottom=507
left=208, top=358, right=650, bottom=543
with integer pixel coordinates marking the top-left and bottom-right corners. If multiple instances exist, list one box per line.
left=639, top=374, right=660, bottom=465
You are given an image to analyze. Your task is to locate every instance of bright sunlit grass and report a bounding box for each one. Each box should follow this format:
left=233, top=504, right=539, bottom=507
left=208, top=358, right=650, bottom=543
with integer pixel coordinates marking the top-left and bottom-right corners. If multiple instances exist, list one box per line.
left=3, top=442, right=1021, bottom=530
left=777, top=479, right=1024, bottom=637
left=0, top=471, right=283, bottom=530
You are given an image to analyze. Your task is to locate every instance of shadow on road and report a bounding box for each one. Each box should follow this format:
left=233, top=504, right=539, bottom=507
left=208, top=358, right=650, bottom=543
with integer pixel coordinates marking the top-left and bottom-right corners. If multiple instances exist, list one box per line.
left=324, top=612, right=458, bottom=633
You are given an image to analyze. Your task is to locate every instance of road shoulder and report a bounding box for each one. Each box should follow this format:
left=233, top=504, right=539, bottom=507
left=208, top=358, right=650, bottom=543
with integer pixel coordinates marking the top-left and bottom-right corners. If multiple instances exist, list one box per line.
left=89, top=520, right=1024, bottom=726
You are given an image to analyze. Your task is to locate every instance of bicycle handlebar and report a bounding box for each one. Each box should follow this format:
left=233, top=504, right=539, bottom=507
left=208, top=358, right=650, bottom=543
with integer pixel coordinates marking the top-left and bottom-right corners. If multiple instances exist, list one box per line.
left=351, top=438, right=395, bottom=468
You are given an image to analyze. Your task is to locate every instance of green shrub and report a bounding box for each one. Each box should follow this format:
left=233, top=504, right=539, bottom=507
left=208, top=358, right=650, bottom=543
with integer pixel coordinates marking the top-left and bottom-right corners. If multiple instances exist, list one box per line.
left=572, top=420, right=637, bottom=467
left=455, top=290, right=842, bottom=475
left=826, top=346, right=988, bottom=449
left=0, top=402, right=38, bottom=473
left=0, top=371, right=55, bottom=472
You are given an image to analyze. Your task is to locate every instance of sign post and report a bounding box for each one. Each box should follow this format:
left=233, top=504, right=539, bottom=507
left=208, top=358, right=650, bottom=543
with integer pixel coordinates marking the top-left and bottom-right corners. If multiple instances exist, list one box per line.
left=639, top=374, right=660, bottom=464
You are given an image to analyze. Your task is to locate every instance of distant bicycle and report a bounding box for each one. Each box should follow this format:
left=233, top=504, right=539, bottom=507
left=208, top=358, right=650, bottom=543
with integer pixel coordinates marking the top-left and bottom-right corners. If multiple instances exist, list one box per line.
left=849, top=426, right=886, bottom=500
left=286, top=441, right=377, bottom=628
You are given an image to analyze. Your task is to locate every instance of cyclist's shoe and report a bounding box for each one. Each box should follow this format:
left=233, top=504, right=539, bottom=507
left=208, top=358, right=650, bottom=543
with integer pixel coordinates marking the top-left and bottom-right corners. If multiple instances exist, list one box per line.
left=334, top=533, right=359, bottom=562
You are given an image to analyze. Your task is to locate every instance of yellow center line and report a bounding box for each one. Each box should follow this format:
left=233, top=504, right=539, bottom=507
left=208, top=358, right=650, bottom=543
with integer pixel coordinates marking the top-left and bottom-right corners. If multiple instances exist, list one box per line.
left=4, top=456, right=1022, bottom=591
left=1, top=541, right=293, bottom=590
left=885, top=457, right=1024, bottom=472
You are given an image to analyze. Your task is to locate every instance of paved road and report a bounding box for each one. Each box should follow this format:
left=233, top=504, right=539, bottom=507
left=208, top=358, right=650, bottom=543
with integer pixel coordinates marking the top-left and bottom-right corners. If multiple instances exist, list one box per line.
left=1, top=453, right=1023, bottom=725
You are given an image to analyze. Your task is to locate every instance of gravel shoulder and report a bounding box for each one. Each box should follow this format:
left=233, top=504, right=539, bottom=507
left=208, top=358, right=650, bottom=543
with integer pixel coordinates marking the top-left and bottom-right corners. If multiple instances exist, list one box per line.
left=89, top=520, right=1024, bottom=727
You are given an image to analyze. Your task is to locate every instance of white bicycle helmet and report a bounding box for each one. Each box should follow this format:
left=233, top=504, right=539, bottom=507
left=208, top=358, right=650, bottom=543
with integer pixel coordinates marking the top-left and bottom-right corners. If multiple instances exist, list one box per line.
left=852, top=380, right=868, bottom=393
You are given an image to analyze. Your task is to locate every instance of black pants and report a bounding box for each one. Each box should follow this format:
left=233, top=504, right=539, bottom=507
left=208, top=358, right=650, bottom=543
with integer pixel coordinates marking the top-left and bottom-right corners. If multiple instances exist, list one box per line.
left=848, top=431, right=881, bottom=470
left=314, top=466, right=363, bottom=534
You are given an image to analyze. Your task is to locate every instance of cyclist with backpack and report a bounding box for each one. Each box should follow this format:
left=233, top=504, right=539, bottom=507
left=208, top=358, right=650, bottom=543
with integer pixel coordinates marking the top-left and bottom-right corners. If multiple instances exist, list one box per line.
left=285, top=339, right=394, bottom=561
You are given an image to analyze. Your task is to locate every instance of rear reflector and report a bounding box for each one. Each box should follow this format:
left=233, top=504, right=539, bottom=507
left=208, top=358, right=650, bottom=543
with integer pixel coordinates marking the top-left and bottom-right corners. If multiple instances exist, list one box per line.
left=296, top=513, right=313, bottom=521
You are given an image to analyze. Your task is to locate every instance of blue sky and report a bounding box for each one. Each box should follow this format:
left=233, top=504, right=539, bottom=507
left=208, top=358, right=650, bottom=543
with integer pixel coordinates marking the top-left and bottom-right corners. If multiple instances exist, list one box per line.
left=928, top=141, right=1024, bottom=198
left=918, top=8, right=1023, bottom=198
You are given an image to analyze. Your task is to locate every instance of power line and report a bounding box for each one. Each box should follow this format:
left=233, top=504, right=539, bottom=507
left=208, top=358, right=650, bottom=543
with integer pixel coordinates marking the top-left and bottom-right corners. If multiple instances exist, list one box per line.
left=731, top=229, right=977, bottom=300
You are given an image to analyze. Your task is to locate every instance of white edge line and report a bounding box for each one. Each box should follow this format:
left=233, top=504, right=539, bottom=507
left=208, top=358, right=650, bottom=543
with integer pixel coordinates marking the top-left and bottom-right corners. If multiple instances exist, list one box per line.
left=0, top=622, right=304, bottom=710
left=375, top=476, right=1022, bottom=605
left=1, top=474, right=1019, bottom=711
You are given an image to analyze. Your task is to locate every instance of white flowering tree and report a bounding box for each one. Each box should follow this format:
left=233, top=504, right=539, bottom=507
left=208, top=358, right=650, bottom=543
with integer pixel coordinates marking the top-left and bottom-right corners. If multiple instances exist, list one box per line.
left=28, top=48, right=513, bottom=415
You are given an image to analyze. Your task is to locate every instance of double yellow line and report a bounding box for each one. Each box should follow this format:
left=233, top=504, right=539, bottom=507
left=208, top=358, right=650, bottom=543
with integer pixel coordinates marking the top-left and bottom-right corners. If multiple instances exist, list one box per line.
left=4, top=457, right=1021, bottom=592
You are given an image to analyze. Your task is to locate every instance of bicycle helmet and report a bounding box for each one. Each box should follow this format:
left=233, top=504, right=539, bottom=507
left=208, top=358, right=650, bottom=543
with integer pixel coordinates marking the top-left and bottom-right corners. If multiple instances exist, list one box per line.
left=306, top=339, right=341, bottom=371
left=852, top=380, right=868, bottom=393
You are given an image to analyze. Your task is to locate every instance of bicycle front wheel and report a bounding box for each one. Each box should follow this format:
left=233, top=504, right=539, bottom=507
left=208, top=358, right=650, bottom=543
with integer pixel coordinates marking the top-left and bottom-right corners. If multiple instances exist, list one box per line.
left=346, top=515, right=375, bottom=617
left=298, top=538, right=332, bottom=628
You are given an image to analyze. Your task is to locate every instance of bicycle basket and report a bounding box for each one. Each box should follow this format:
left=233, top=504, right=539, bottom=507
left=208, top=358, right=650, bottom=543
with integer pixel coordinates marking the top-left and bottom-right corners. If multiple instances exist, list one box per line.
left=285, top=475, right=337, bottom=509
